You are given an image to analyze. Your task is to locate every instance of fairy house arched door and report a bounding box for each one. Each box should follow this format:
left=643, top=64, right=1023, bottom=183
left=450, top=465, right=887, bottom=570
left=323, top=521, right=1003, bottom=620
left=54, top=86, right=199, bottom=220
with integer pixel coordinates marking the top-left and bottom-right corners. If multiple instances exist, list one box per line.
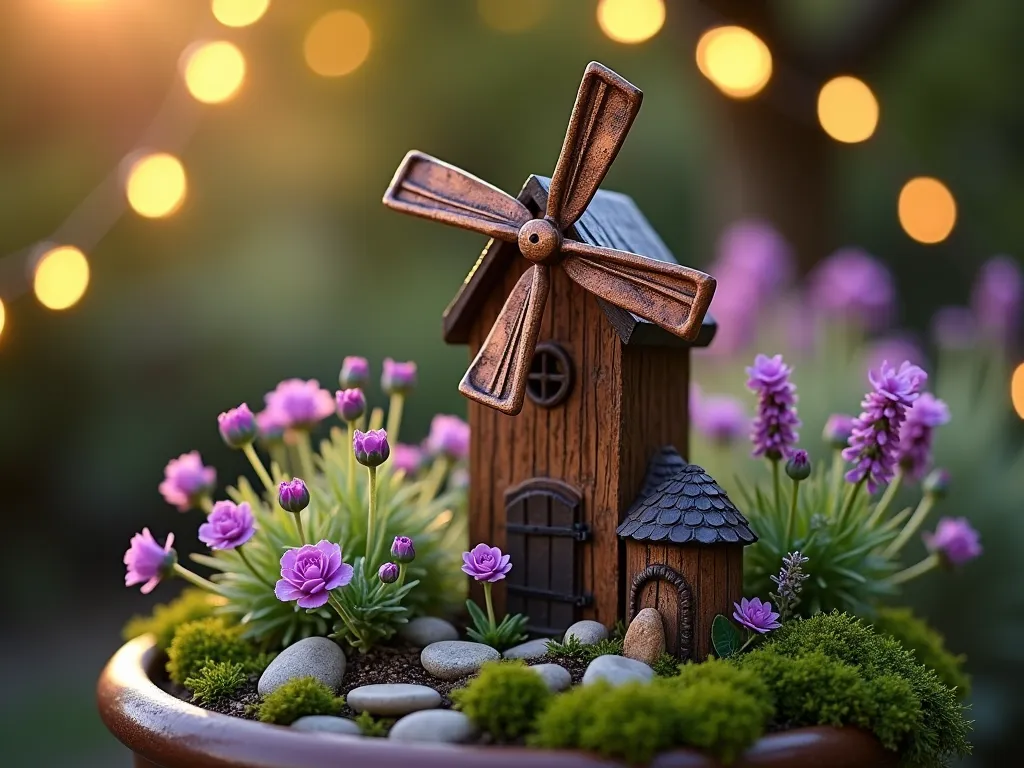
left=629, top=563, right=695, bottom=659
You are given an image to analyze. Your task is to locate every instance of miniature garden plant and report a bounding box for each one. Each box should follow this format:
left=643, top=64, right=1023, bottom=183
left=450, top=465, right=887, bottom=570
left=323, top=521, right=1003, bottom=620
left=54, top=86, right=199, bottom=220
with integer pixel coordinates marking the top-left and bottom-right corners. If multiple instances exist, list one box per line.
left=461, top=542, right=527, bottom=651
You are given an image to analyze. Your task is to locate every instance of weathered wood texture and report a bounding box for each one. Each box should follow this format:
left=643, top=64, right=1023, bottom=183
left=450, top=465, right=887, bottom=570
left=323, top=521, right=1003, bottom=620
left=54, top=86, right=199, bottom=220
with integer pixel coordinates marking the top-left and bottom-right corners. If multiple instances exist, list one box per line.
left=626, top=541, right=744, bottom=660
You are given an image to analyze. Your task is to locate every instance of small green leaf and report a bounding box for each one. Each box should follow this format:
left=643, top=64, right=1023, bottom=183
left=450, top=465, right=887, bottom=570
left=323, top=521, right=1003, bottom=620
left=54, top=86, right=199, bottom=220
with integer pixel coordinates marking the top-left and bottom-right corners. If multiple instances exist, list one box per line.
left=711, top=614, right=742, bottom=658
left=465, top=599, right=489, bottom=632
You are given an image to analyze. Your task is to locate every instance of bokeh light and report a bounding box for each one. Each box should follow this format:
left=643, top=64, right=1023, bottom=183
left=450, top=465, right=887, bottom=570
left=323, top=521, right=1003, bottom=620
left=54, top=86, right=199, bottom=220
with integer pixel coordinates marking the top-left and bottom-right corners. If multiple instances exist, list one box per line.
left=1013, top=363, right=1024, bottom=419
left=304, top=10, right=371, bottom=77
left=125, top=153, right=188, bottom=219
left=597, top=0, right=665, bottom=44
left=898, top=177, right=957, bottom=244
left=696, top=26, right=773, bottom=99
left=478, top=0, right=548, bottom=33
left=33, top=246, right=90, bottom=311
left=182, top=41, right=246, bottom=104
left=211, top=0, right=270, bottom=28
left=817, top=76, right=879, bottom=143
left=0, top=298, right=5, bottom=341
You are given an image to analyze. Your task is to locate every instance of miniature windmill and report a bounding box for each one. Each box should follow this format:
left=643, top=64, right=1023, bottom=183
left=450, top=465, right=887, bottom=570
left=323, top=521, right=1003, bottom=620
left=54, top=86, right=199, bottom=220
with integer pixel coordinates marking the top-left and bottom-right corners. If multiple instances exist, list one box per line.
left=383, top=62, right=717, bottom=415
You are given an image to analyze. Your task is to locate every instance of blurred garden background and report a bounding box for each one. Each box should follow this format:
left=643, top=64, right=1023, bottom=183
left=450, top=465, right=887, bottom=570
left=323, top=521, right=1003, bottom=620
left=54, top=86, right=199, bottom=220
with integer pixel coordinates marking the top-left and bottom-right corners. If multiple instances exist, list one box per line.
left=0, top=0, right=1022, bottom=765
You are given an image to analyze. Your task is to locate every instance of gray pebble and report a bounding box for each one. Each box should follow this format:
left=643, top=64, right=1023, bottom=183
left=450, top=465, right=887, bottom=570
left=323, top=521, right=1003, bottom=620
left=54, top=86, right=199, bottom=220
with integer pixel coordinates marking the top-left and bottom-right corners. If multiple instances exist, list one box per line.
left=531, top=663, right=572, bottom=692
left=290, top=716, right=362, bottom=736
left=399, top=616, right=460, bottom=647
left=582, top=654, right=654, bottom=687
left=563, top=620, right=608, bottom=646
left=388, top=710, right=479, bottom=744
left=258, top=637, right=346, bottom=696
left=346, top=683, right=442, bottom=716
left=420, top=640, right=500, bottom=681
left=502, top=638, right=552, bottom=660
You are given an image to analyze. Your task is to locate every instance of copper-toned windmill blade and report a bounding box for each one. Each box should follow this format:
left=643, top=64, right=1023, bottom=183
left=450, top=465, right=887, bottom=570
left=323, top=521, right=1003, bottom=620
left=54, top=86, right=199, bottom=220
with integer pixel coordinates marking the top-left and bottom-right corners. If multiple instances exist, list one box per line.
left=383, top=150, right=532, bottom=242
left=560, top=240, right=716, bottom=342
left=459, top=265, right=550, bottom=415
left=546, top=62, right=643, bottom=230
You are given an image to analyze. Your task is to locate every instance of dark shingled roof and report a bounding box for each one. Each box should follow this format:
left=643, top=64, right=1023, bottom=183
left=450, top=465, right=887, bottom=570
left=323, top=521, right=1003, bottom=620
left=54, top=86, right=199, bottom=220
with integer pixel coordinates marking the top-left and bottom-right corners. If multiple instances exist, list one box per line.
left=617, top=452, right=757, bottom=546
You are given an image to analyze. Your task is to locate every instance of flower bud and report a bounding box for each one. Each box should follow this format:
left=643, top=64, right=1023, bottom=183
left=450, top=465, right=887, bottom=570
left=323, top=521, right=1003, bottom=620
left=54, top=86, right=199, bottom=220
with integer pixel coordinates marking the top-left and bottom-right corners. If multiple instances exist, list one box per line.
left=336, top=388, right=367, bottom=423
left=785, top=449, right=811, bottom=481
left=218, top=404, right=257, bottom=449
left=353, top=429, right=390, bottom=467
left=391, top=535, right=415, bottom=564
left=923, top=468, right=951, bottom=499
left=822, top=414, right=855, bottom=449
left=278, top=478, right=310, bottom=514
left=924, top=516, right=981, bottom=566
left=339, top=356, right=370, bottom=390
left=381, top=358, right=417, bottom=396
left=378, top=562, right=400, bottom=584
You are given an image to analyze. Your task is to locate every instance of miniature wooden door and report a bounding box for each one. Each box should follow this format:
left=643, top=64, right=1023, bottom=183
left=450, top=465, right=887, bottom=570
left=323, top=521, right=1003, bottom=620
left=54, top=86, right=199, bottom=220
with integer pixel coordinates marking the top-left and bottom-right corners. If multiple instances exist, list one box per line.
left=504, top=478, right=591, bottom=636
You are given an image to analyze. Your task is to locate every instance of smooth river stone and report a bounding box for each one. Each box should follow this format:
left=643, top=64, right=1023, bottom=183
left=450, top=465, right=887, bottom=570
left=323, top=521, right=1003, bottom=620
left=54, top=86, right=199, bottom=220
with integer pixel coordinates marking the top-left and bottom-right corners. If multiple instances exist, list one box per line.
left=388, top=710, right=479, bottom=744
left=257, top=636, right=346, bottom=695
left=399, top=616, right=460, bottom=647
left=420, top=640, right=500, bottom=681
left=346, top=684, right=442, bottom=716
left=502, top=638, right=552, bottom=660
left=531, top=663, right=572, bottom=692
left=582, top=655, right=654, bottom=687
left=622, top=608, right=666, bottom=665
left=290, top=716, right=362, bottom=736
left=563, top=620, right=608, bottom=646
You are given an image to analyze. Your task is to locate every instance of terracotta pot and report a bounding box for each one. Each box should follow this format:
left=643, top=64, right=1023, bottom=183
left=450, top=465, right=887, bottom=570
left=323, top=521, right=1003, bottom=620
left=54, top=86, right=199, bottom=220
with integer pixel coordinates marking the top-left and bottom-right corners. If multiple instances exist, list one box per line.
left=98, top=636, right=898, bottom=768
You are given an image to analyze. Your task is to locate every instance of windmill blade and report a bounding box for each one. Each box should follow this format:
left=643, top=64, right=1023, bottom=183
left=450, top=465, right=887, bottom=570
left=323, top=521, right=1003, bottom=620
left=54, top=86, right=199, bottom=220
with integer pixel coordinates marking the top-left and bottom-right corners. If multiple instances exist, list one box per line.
left=383, top=150, right=532, bottom=242
left=546, top=62, right=642, bottom=230
left=459, top=265, right=550, bottom=415
left=560, top=239, right=715, bottom=342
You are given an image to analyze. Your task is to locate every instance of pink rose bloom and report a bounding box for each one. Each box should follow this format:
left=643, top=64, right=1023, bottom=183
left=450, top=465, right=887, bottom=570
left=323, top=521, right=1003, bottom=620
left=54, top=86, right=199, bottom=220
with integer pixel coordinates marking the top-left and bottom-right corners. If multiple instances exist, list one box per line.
left=274, top=540, right=354, bottom=609
left=159, top=451, right=216, bottom=511
left=124, top=528, right=175, bottom=594
left=461, top=543, right=512, bottom=583
left=198, top=501, right=257, bottom=551
left=426, top=415, right=470, bottom=461
left=264, top=379, right=335, bottom=430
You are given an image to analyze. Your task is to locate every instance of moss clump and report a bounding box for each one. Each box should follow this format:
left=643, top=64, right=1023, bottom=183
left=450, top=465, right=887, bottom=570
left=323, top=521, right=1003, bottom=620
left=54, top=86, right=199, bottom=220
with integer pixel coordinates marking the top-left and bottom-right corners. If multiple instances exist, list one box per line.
left=673, top=657, right=773, bottom=704
left=673, top=679, right=772, bottom=763
left=544, top=635, right=624, bottom=665
left=452, top=660, right=551, bottom=742
left=184, top=660, right=247, bottom=705
left=651, top=653, right=681, bottom=678
left=874, top=607, right=971, bottom=699
left=166, top=617, right=253, bottom=685
left=354, top=711, right=393, bottom=737
left=123, top=589, right=219, bottom=651
left=257, top=677, right=344, bottom=725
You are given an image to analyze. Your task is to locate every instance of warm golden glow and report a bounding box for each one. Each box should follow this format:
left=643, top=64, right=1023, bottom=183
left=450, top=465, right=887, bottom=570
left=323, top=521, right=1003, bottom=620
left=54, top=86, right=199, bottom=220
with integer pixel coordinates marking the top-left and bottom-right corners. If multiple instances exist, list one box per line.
left=597, top=0, right=665, bottom=44
left=0, top=298, right=5, bottom=341
left=182, top=41, right=246, bottom=104
left=817, top=76, right=879, bottom=143
left=696, top=26, right=773, bottom=99
left=211, top=0, right=270, bottom=27
left=304, top=10, right=371, bottom=77
left=1013, top=363, right=1024, bottom=419
left=125, top=153, right=188, bottom=218
left=34, top=246, right=90, bottom=311
left=898, top=177, right=956, bottom=244
left=478, top=0, right=548, bottom=32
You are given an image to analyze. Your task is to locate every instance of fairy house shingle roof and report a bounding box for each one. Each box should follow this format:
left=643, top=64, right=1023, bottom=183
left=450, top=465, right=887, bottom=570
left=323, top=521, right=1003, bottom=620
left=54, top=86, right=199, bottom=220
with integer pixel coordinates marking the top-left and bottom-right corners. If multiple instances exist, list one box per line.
left=617, top=449, right=757, bottom=545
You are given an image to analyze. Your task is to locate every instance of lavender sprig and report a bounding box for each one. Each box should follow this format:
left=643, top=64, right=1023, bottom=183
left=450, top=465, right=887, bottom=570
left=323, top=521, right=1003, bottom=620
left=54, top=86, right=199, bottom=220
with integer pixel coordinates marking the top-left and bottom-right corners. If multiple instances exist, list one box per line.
left=769, top=551, right=810, bottom=622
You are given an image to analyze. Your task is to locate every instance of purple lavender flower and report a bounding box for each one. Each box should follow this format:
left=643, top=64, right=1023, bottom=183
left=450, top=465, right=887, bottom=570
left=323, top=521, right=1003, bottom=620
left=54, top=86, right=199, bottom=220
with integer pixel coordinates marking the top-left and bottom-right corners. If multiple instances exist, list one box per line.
left=263, top=379, right=335, bottom=431
left=124, top=529, right=176, bottom=594
left=274, top=540, right=354, bottom=609
left=381, top=359, right=417, bottom=396
left=391, top=536, right=415, bottom=564
left=353, top=428, right=390, bottom=467
left=785, top=449, right=811, bottom=481
left=339, top=356, right=370, bottom=389
left=392, top=443, right=423, bottom=475
left=256, top=408, right=287, bottom=443
left=217, top=404, right=257, bottom=449
left=461, top=543, right=512, bottom=583
left=336, top=388, right=366, bottom=423
left=972, top=255, right=1022, bottom=343
left=923, top=467, right=951, bottom=498
left=733, top=597, right=782, bottom=634
left=746, top=354, right=801, bottom=460
left=897, top=393, right=950, bottom=480
left=822, top=414, right=855, bottom=449
left=426, top=415, right=470, bottom=461
left=865, top=335, right=927, bottom=375
left=807, top=247, right=895, bottom=331
left=694, top=395, right=748, bottom=445
left=842, top=361, right=927, bottom=493
left=198, top=501, right=256, bottom=551
left=378, top=562, right=399, bottom=584
left=769, top=552, right=809, bottom=622
left=159, top=452, right=217, bottom=512
left=931, top=306, right=978, bottom=350
left=924, top=517, right=982, bottom=566
left=278, top=478, right=310, bottom=514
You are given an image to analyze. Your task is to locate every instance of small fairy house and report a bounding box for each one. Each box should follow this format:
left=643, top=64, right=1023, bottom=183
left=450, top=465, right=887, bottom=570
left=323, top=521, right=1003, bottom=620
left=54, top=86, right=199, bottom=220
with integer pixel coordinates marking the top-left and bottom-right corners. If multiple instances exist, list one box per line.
left=617, top=447, right=757, bottom=660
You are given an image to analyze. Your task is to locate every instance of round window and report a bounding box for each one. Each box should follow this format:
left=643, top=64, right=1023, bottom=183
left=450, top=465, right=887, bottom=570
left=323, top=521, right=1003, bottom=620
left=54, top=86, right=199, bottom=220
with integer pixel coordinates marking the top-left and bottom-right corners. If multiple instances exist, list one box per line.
left=526, top=341, right=574, bottom=408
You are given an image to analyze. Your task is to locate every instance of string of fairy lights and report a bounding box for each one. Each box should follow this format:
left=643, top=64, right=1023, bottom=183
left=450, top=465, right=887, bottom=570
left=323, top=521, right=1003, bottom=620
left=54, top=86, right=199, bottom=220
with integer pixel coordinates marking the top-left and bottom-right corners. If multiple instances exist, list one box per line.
left=1, top=0, right=1020, bottom=420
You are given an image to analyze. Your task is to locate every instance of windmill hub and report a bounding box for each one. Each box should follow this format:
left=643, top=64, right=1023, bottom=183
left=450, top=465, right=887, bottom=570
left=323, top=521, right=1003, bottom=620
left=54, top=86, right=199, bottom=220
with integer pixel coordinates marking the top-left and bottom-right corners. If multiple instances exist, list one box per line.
left=518, top=218, right=563, bottom=264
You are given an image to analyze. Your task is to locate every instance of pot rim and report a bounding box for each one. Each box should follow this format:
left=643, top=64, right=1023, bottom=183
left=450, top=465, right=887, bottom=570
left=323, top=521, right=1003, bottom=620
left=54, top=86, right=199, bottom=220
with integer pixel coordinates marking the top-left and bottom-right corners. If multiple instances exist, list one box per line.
left=97, top=635, right=897, bottom=768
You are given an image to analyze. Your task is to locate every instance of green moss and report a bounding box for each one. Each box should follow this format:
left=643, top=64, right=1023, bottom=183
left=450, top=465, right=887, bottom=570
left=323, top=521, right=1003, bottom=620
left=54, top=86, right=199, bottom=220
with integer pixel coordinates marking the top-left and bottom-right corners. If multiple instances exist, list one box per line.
left=122, top=589, right=219, bottom=651
left=544, top=635, right=624, bottom=665
left=166, top=618, right=253, bottom=685
left=257, top=677, right=344, bottom=725
left=651, top=653, right=681, bottom=678
left=452, top=660, right=551, bottom=742
left=354, top=711, right=393, bottom=737
left=673, top=657, right=772, bottom=705
left=184, top=661, right=247, bottom=705
left=673, top=680, right=771, bottom=763
left=874, top=607, right=971, bottom=699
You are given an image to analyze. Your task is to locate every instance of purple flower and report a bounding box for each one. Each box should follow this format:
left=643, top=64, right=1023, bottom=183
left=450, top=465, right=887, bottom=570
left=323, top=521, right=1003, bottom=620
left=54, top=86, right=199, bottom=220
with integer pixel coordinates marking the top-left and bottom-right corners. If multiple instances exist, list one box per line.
left=256, top=408, right=287, bottom=443
left=218, top=404, right=257, bottom=449
left=715, top=219, right=794, bottom=298
left=705, top=277, right=761, bottom=355
left=354, top=428, right=390, bottom=467
left=274, top=540, right=354, bottom=609
left=263, top=379, right=335, bottom=431
left=865, top=335, right=927, bottom=375
left=897, top=393, right=950, bottom=480
left=785, top=449, right=811, bottom=481
left=972, top=255, right=1022, bottom=343
left=746, top=354, right=801, bottom=460
left=278, top=478, right=310, bottom=514
left=931, top=306, right=978, bottom=350
left=391, top=536, right=415, bottom=564
left=124, top=529, right=176, bottom=594
left=733, top=597, right=782, bottom=634
left=378, top=562, right=399, bottom=584
left=823, top=414, right=855, bottom=449
left=336, top=388, right=367, bottom=423
left=807, top=247, right=895, bottom=331
left=392, top=443, right=423, bottom=475
left=426, top=415, right=470, bottom=461
left=339, top=356, right=370, bottom=389
left=381, top=359, right=417, bottom=396
left=461, top=543, right=512, bottom=583
left=198, top=500, right=256, bottom=551
left=923, top=468, right=951, bottom=498
left=159, top=451, right=217, bottom=512
left=694, top=395, right=748, bottom=445
left=924, top=517, right=982, bottom=566
left=842, top=361, right=927, bottom=493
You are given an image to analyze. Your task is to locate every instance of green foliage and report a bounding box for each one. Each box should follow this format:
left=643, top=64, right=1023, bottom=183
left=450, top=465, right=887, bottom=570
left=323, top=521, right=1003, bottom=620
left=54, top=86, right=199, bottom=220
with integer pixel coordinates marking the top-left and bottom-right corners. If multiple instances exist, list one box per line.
left=544, top=635, right=624, bottom=664
left=256, top=676, right=344, bottom=725
left=354, top=711, right=392, bottom=737
left=651, top=653, right=681, bottom=678
left=166, top=618, right=254, bottom=685
left=122, top=589, right=220, bottom=651
left=329, top=559, right=420, bottom=653
left=464, top=599, right=527, bottom=651
left=452, top=660, right=551, bottom=742
left=184, top=660, right=247, bottom=705
left=673, top=657, right=773, bottom=706
left=874, top=607, right=971, bottom=699
left=712, top=613, right=742, bottom=658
